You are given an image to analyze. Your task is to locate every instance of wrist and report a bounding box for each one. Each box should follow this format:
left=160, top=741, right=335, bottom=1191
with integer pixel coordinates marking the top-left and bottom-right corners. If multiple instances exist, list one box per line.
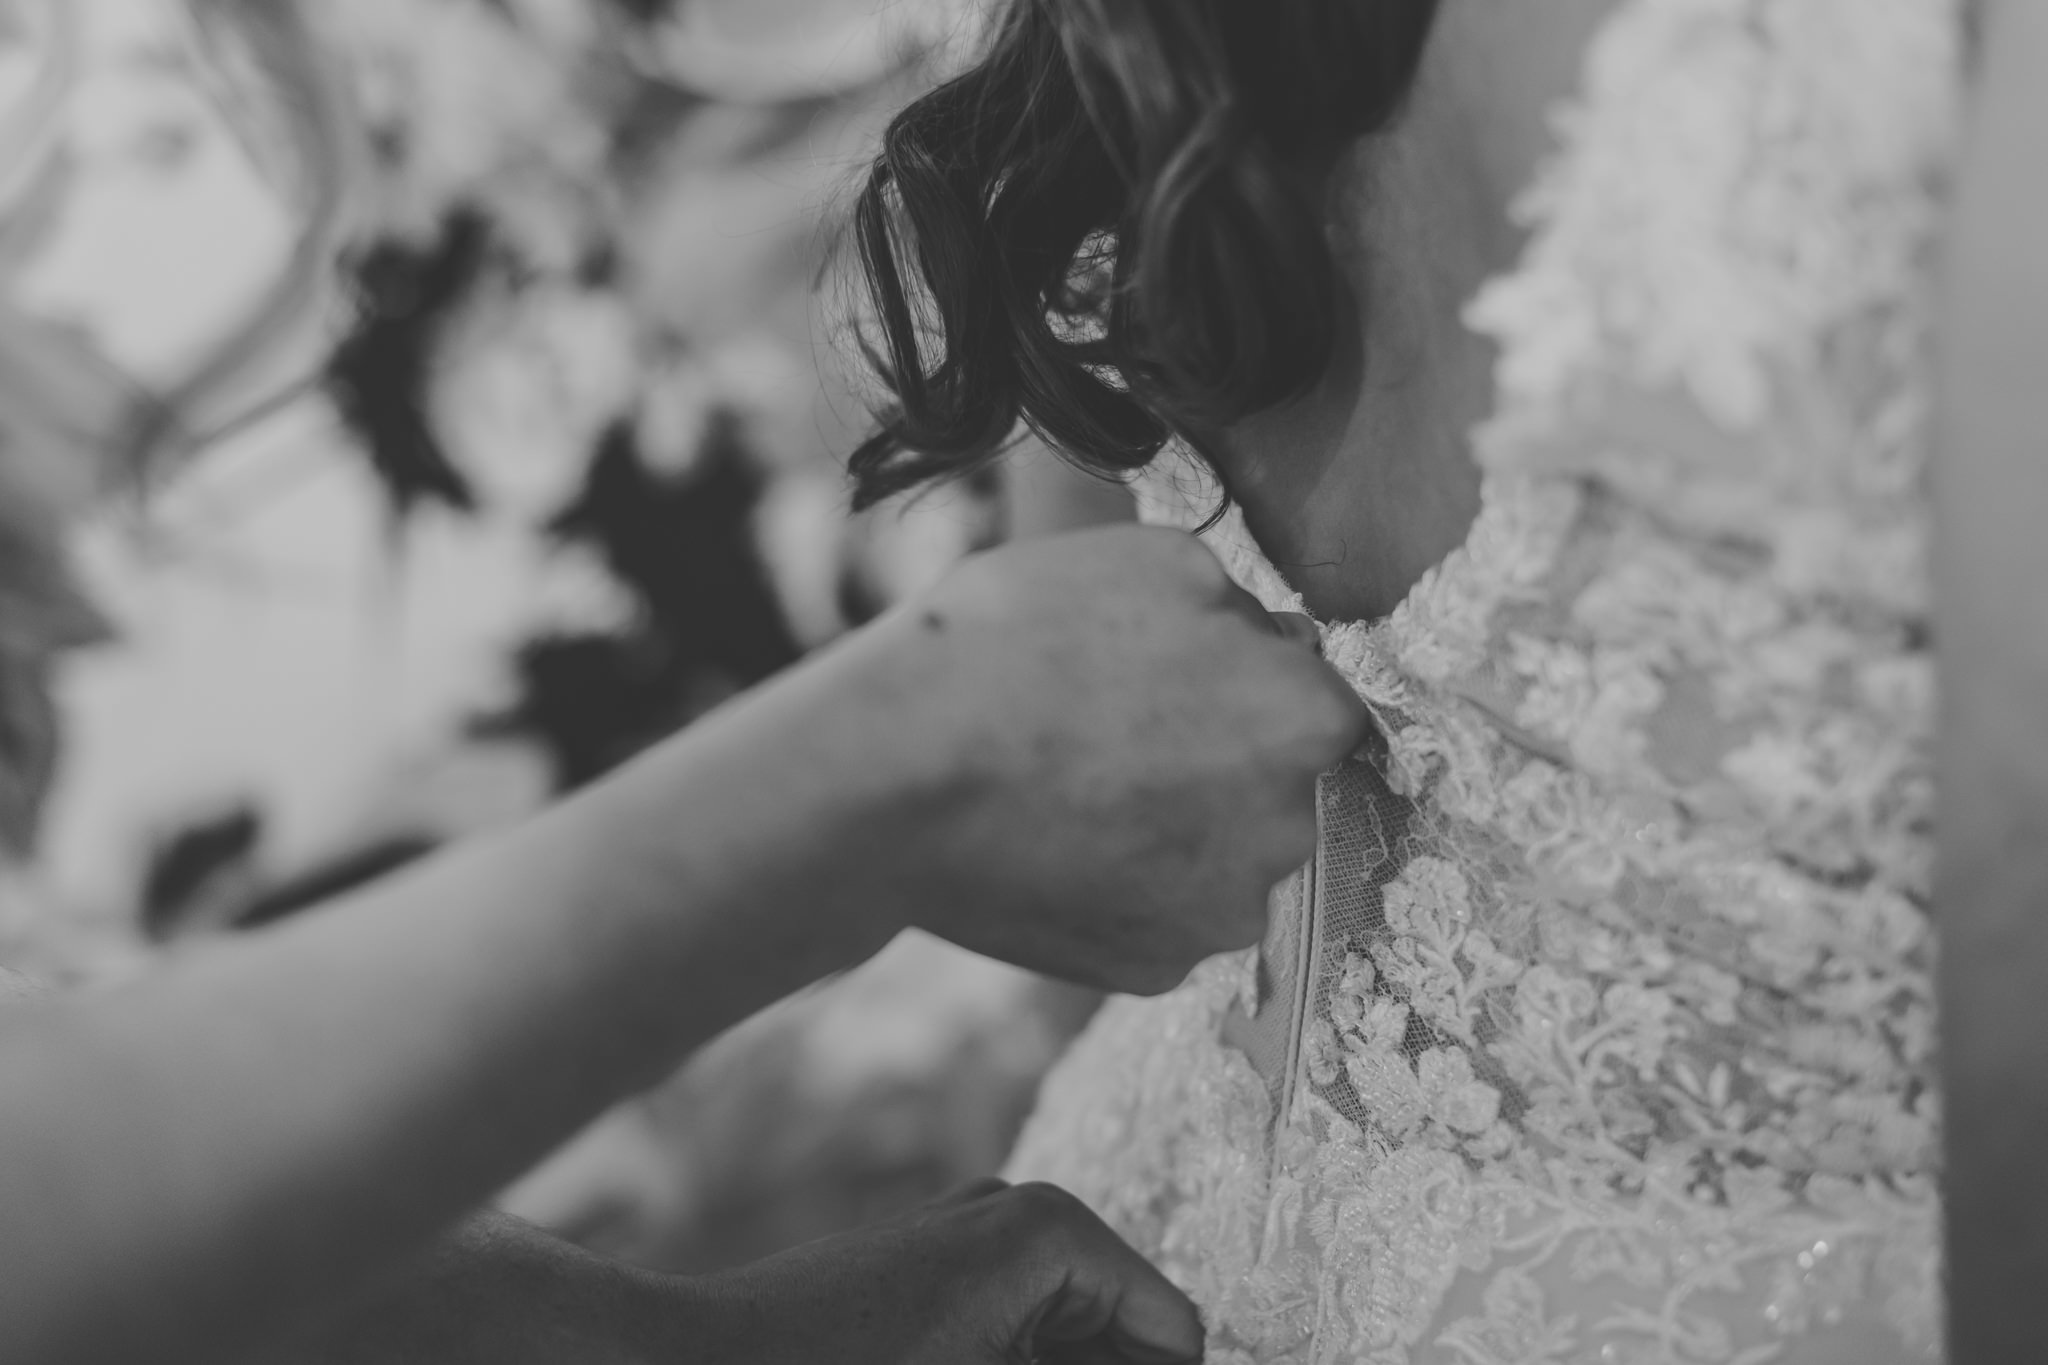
left=687, top=607, right=984, bottom=923
left=543, top=611, right=973, bottom=1019
left=811, top=607, right=1008, bottom=940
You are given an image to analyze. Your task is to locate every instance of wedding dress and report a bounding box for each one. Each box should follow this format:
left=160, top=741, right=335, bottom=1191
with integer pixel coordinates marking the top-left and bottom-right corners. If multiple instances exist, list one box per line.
left=1005, top=1, right=1961, bottom=1360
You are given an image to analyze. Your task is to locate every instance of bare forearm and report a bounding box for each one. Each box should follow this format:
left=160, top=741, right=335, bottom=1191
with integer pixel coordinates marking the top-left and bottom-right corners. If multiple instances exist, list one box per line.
left=1934, top=2, right=2048, bottom=1358
left=0, top=631, right=936, bottom=1365
left=0, top=521, right=1349, bottom=1365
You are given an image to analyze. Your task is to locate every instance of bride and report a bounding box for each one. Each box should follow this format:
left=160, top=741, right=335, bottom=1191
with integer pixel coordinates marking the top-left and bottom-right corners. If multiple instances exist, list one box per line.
left=846, top=0, right=2038, bottom=1359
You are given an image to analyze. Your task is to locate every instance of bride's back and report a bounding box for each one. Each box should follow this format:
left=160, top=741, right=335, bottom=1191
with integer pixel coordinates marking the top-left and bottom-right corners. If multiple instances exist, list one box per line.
left=1206, top=0, right=1616, bottom=624
left=859, top=1, right=1962, bottom=1360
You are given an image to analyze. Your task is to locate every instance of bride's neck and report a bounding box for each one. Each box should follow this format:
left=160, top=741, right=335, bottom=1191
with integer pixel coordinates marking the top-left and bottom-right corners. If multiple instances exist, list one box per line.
left=1204, top=0, right=1613, bottom=623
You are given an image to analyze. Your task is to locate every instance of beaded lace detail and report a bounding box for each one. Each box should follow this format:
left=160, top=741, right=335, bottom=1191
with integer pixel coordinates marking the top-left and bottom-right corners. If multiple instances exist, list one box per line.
left=1005, top=1, right=1960, bottom=1360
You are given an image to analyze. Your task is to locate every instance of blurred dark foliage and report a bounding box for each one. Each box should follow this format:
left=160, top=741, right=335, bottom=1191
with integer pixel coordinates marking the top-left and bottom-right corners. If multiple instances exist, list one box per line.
left=325, top=208, right=492, bottom=515
left=149, top=205, right=812, bottom=914
left=0, top=518, right=107, bottom=855
left=142, top=411, right=807, bottom=925
left=485, top=412, right=802, bottom=789
left=604, top=0, right=673, bottom=24
left=0, top=654, right=60, bottom=859
left=235, top=835, right=437, bottom=930
left=141, top=803, right=438, bottom=941
left=140, top=805, right=261, bottom=939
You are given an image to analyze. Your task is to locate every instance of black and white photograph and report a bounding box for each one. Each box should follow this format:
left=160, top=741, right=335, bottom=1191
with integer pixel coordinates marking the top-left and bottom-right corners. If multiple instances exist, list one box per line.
left=0, top=1, right=2038, bottom=1361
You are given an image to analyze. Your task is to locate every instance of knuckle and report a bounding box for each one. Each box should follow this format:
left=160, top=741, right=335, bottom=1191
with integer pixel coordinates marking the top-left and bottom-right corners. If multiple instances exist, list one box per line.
left=1316, top=678, right=1372, bottom=744
left=1216, top=912, right=1265, bottom=952
left=1133, top=961, right=1195, bottom=995
left=1182, top=893, right=1261, bottom=957
left=1273, top=647, right=1353, bottom=700
left=1261, top=789, right=1310, bottom=863
left=1281, top=702, right=1367, bottom=773
left=1105, top=942, right=1196, bottom=994
left=1279, top=657, right=1340, bottom=709
left=1271, top=819, right=1319, bottom=873
left=1221, top=886, right=1268, bottom=941
left=950, top=1176, right=1010, bottom=1203
left=1232, top=843, right=1309, bottom=903
left=1005, top=1180, right=1085, bottom=1229
left=1144, top=526, right=1225, bottom=584
left=1238, top=786, right=1317, bottom=865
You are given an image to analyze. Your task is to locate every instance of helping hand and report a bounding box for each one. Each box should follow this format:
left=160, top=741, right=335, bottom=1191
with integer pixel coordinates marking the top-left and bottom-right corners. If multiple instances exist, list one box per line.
left=847, top=525, right=1369, bottom=994
left=691, top=1179, right=1205, bottom=1365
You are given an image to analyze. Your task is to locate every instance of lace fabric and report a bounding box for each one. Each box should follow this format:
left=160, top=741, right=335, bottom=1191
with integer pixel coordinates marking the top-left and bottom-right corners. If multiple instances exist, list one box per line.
left=1005, top=1, right=1960, bottom=1360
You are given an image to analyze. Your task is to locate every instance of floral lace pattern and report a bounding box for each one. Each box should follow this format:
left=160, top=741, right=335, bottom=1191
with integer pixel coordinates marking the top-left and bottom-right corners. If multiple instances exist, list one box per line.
left=1006, top=1, right=1961, bottom=1360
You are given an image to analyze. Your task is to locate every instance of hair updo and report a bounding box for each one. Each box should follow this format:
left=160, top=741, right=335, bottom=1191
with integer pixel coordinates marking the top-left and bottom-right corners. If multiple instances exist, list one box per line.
left=847, top=0, right=1439, bottom=509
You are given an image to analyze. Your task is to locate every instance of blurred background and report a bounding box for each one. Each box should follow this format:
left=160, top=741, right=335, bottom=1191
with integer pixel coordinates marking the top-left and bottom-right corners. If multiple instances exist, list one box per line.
left=0, top=0, right=1133, bottom=1271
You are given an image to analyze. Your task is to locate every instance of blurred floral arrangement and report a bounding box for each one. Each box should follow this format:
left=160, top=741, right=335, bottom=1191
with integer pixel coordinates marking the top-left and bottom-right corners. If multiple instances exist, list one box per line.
left=0, top=0, right=1098, bottom=1271
left=0, top=0, right=1000, bottom=927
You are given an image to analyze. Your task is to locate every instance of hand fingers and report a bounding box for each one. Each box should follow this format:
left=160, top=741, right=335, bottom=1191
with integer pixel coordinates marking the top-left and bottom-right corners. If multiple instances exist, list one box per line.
left=1035, top=1259, right=1205, bottom=1365
left=1204, top=558, right=1321, bottom=652
left=1319, top=665, right=1376, bottom=758
left=1038, top=1342, right=1184, bottom=1365
left=1128, top=525, right=1317, bottom=653
left=1216, top=585, right=1373, bottom=767
left=1213, top=574, right=1277, bottom=631
left=1268, top=610, right=1321, bottom=650
left=1017, top=1187, right=1205, bottom=1364
left=939, top=1176, right=1010, bottom=1206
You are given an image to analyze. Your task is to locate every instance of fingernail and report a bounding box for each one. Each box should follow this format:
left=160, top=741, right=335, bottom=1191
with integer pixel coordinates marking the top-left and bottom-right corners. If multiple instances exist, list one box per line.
left=1269, top=611, right=1321, bottom=650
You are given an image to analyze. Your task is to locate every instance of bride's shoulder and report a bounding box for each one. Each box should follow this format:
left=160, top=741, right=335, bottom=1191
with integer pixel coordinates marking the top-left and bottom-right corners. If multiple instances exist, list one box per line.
left=1468, top=0, right=1965, bottom=429
left=1426, top=0, right=1964, bottom=251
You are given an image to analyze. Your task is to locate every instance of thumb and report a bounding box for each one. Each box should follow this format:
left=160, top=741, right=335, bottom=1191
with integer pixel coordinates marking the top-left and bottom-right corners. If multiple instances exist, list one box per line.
left=1036, top=1278, right=1205, bottom=1364
left=1026, top=1215, right=1204, bottom=1363
left=1268, top=610, right=1322, bottom=651
left=1039, top=1339, right=1201, bottom=1365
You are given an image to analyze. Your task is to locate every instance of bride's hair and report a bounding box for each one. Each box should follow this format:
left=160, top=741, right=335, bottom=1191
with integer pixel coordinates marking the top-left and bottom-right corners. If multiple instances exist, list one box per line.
left=846, top=0, right=1439, bottom=508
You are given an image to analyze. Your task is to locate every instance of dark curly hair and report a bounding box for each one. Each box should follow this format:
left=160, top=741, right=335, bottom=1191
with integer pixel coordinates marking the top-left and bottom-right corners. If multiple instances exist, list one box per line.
left=847, top=0, right=1440, bottom=509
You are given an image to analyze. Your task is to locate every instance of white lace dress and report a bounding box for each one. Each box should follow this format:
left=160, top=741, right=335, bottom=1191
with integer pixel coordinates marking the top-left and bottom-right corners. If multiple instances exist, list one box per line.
left=1005, top=1, right=1962, bottom=1360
